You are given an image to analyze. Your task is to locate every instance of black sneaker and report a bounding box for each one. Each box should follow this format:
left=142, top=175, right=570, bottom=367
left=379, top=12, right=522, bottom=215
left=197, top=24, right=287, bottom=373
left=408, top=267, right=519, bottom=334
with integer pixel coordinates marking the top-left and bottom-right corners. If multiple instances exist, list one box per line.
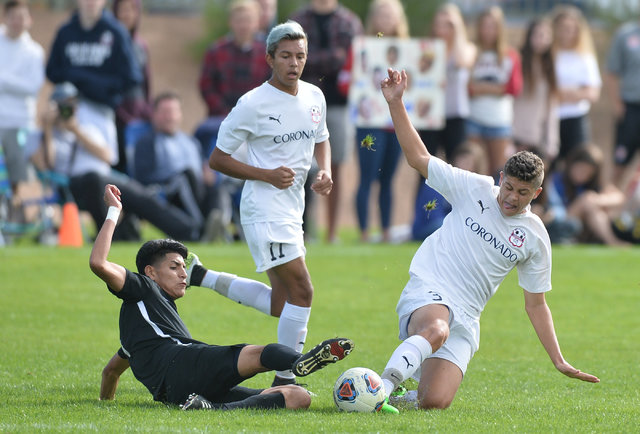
left=181, top=393, right=214, bottom=410
left=292, top=338, right=354, bottom=377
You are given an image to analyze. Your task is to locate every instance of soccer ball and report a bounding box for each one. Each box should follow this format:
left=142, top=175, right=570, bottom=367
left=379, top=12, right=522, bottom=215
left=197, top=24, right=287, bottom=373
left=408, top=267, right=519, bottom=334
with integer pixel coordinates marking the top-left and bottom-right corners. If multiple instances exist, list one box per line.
left=333, top=367, right=386, bottom=413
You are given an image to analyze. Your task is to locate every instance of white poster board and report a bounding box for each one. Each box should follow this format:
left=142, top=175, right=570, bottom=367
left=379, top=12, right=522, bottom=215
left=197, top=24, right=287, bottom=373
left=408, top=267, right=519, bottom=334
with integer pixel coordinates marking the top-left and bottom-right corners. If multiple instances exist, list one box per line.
left=348, top=36, right=446, bottom=130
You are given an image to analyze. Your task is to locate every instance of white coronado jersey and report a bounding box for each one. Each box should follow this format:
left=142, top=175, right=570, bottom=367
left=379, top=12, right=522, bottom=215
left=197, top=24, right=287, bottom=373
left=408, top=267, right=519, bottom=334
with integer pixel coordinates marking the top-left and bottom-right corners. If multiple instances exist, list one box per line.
left=217, top=80, right=329, bottom=224
left=409, top=157, right=552, bottom=319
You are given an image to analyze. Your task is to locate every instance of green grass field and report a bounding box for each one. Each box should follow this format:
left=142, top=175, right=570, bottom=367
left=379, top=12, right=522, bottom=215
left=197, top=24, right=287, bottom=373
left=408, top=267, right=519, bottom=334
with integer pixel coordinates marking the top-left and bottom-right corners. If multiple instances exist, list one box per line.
left=1, top=241, right=638, bottom=432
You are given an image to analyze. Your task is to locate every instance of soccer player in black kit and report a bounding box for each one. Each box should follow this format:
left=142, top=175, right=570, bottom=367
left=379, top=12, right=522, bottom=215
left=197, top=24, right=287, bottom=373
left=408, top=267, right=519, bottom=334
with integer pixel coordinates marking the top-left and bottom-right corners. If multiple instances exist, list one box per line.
left=90, top=184, right=353, bottom=410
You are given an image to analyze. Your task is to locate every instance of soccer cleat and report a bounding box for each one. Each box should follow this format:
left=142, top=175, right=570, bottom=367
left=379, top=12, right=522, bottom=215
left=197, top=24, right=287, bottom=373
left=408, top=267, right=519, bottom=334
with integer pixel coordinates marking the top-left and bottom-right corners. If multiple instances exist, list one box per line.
left=184, top=252, right=201, bottom=288
left=376, top=398, right=400, bottom=414
left=181, top=393, right=214, bottom=410
left=389, top=389, right=418, bottom=410
left=389, top=383, right=407, bottom=399
left=292, top=338, right=354, bottom=377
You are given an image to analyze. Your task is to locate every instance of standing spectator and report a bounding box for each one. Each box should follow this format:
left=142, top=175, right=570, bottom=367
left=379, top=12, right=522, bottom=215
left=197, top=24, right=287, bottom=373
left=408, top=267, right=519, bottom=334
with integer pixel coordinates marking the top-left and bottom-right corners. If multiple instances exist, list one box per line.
left=338, top=0, right=407, bottom=243
left=551, top=5, right=601, bottom=163
left=30, top=83, right=203, bottom=242
left=46, top=0, right=142, bottom=157
left=196, top=0, right=271, bottom=155
left=291, top=0, right=363, bottom=243
left=467, top=6, right=522, bottom=178
left=513, top=18, right=558, bottom=163
left=112, top=0, right=152, bottom=174
left=420, top=2, right=476, bottom=162
left=0, top=0, right=44, bottom=212
left=256, top=0, right=278, bottom=40
left=210, top=22, right=333, bottom=386
left=546, top=145, right=628, bottom=246
left=606, top=17, right=640, bottom=187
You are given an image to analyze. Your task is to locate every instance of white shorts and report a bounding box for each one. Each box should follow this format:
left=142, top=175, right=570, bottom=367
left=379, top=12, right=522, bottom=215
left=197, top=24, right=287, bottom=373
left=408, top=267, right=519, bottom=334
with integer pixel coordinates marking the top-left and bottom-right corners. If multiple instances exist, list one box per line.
left=243, top=221, right=306, bottom=272
left=397, top=273, right=480, bottom=376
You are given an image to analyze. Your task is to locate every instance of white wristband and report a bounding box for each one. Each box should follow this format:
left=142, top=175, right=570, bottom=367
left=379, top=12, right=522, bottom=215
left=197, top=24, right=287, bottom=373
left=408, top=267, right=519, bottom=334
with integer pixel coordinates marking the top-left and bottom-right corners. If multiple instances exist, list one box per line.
left=106, top=206, right=120, bottom=223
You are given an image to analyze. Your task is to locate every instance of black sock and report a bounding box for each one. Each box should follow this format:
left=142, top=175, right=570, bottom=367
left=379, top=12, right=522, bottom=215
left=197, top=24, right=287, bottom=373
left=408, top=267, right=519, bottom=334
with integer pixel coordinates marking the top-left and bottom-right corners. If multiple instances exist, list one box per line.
left=220, top=392, right=285, bottom=410
left=260, top=343, right=300, bottom=371
left=190, top=265, right=207, bottom=287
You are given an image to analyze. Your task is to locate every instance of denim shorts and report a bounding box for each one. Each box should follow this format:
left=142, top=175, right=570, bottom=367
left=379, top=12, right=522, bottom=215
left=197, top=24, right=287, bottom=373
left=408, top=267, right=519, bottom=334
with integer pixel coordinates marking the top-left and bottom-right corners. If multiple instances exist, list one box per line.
left=466, top=118, right=511, bottom=139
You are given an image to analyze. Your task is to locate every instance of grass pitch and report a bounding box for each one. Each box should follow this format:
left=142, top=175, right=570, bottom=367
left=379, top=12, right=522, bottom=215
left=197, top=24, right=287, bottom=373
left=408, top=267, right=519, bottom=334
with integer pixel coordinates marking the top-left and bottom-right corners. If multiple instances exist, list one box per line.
left=0, top=241, right=638, bottom=432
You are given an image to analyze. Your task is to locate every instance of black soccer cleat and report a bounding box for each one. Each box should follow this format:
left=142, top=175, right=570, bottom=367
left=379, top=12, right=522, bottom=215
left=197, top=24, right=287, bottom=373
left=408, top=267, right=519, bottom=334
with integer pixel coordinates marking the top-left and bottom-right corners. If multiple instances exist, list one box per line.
left=292, top=338, right=354, bottom=377
left=181, top=393, right=214, bottom=410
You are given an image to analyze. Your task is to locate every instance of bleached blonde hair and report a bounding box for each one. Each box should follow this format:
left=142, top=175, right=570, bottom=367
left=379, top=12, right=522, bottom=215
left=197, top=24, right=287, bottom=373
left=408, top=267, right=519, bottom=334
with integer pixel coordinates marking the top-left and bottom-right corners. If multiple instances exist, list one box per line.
left=365, top=0, right=409, bottom=38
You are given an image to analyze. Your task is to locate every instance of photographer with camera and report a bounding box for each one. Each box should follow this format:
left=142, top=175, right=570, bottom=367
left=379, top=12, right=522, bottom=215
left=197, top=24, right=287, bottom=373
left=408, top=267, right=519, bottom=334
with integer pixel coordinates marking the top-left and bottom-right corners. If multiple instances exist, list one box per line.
left=29, top=83, right=206, bottom=242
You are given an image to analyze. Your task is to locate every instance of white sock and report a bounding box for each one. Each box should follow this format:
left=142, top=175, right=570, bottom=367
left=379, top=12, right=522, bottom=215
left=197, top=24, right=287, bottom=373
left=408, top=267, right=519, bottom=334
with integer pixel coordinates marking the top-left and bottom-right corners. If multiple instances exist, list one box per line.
left=381, top=335, right=432, bottom=396
left=200, top=271, right=272, bottom=316
left=275, top=302, right=311, bottom=379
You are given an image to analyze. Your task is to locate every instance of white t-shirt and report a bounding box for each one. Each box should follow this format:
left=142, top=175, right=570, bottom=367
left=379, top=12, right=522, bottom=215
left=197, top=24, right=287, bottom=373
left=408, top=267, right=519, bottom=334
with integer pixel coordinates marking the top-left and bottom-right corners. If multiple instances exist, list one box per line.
left=555, top=50, right=601, bottom=119
left=408, top=157, right=552, bottom=319
left=216, top=80, right=329, bottom=224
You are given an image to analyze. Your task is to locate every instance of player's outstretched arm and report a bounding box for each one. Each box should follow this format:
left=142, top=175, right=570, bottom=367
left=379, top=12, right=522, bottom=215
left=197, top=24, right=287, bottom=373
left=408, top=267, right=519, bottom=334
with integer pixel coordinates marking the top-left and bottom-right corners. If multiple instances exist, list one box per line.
left=524, top=291, right=600, bottom=383
left=89, top=184, right=127, bottom=292
left=210, top=147, right=296, bottom=190
left=381, top=68, right=431, bottom=179
left=100, top=350, right=130, bottom=400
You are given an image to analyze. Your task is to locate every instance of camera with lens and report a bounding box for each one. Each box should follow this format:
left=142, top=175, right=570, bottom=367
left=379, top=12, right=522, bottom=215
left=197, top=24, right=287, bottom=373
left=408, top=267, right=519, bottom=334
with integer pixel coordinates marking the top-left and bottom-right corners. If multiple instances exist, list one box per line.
left=57, top=102, right=75, bottom=120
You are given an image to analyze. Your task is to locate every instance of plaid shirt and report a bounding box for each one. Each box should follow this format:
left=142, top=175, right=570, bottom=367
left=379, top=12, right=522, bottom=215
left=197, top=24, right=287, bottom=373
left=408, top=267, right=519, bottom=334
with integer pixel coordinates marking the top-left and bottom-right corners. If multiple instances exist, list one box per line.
left=291, top=5, right=363, bottom=105
left=198, top=36, right=271, bottom=117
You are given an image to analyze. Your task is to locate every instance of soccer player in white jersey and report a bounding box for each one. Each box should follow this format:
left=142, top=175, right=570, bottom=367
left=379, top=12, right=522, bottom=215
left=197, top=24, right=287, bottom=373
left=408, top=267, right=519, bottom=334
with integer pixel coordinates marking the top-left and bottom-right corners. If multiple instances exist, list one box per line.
left=378, top=68, right=599, bottom=411
left=209, top=21, right=333, bottom=386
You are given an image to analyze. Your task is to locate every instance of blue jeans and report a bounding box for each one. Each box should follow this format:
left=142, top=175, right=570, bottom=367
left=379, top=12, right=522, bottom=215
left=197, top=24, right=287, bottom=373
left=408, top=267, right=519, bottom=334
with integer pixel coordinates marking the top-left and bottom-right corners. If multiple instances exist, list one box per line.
left=355, top=128, right=401, bottom=232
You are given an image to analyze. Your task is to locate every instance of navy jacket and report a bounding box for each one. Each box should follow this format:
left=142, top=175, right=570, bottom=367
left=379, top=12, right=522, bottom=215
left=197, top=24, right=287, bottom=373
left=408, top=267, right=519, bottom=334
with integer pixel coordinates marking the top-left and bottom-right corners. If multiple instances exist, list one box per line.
left=46, top=10, right=142, bottom=108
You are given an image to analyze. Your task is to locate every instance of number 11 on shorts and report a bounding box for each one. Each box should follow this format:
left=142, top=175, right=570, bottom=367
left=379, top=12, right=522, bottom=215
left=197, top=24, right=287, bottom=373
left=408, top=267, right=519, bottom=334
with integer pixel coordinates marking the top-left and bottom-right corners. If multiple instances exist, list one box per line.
left=269, top=242, right=285, bottom=261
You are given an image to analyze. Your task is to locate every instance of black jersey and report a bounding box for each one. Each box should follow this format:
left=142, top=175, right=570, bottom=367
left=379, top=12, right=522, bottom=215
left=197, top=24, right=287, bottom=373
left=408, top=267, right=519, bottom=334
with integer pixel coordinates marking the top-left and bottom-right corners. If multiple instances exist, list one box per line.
left=109, top=269, right=202, bottom=400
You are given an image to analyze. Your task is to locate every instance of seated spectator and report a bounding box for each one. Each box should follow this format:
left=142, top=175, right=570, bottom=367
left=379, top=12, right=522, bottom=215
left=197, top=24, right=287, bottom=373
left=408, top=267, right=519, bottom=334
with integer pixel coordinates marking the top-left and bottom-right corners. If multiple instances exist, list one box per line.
left=112, top=0, right=152, bottom=174
left=545, top=145, right=628, bottom=245
left=196, top=0, right=271, bottom=153
left=0, top=0, right=45, bottom=218
left=29, top=83, right=204, bottom=242
left=134, top=92, right=227, bottom=241
left=611, top=170, right=640, bottom=243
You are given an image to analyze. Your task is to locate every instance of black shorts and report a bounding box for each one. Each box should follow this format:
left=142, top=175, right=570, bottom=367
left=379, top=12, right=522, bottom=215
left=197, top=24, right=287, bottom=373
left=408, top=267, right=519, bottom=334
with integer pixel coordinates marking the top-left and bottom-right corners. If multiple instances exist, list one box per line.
left=162, top=343, right=249, bottom=405
left=614, top=102, right=640, bottom=165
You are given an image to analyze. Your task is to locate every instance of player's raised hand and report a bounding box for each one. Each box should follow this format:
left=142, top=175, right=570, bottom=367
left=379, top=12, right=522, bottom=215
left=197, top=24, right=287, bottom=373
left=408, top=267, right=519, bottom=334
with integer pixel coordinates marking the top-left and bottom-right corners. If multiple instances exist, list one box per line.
left=103, top=184, right=122, bottom=210
left=381, top=68, right=408, bottom=104
left=556, top=360, right=600, bottom=383
left=267, top=166, right=296, bottom=189
left=311, top=169, right=333, bottom=196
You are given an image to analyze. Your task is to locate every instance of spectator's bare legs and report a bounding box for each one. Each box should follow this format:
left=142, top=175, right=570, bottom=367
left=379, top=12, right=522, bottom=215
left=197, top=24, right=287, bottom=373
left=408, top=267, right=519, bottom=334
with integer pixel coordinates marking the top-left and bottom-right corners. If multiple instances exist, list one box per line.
left=326, top=162, right=341, bottom=243
left=568, top=191, right=630, bottom=246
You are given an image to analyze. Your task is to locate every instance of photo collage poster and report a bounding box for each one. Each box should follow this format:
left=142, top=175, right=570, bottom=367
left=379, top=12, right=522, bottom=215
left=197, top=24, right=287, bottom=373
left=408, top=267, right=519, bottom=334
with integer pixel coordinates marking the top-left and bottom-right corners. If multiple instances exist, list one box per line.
left=348, top=36, right=446, bottom=130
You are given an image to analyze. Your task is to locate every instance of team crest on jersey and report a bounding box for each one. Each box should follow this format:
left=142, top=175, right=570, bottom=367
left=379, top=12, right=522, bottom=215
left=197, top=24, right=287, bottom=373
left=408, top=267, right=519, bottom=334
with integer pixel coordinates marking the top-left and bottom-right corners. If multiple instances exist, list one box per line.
left=509, top=227, right=526, bottom=248
left=310, top=105, right=321, bottom=124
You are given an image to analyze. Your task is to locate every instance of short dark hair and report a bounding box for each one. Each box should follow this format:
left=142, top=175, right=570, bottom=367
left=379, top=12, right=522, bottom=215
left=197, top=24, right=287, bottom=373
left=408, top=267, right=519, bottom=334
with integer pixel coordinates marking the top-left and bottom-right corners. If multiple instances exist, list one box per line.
left=152, top=91, right=181, bottom=111
left=504, top=151, right=545, bottom=187
left=4, top=0, right=28, bottom=13
left=135, top=239, right=187, bottom=275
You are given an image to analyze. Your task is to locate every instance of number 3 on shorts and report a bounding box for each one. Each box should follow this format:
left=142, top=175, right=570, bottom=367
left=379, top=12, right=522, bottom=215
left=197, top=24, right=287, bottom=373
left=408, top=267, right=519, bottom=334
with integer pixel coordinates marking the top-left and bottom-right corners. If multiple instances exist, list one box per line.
left=427, top=290, right=443, bottom=302
left=269, top=242, right=285, bottom=261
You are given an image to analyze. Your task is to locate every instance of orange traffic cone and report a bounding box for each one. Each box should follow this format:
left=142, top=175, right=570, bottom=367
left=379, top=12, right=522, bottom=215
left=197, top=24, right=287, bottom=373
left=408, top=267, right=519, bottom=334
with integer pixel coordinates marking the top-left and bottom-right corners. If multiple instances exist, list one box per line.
left=58, top=202, right=83, bottom=247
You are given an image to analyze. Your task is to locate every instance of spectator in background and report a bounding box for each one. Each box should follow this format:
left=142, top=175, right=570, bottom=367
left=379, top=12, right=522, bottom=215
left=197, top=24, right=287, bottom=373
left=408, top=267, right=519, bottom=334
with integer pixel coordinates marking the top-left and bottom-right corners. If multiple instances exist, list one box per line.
left=46, top=0, right=142, bottom=152
left=545, top=145, right=628, bottom=246
left=513, top=18, right=558, bottom=164
left=196, top=0, right=271, bottom=156
left=0, top=0, right=44, bottom=215
left=291, top=0, right=363, bottom=243
left=468, top=6, right=522, bottom=179
left=30, top=83, right=203, bottom=242
left=338, top=0, right=407, bottom=243
left=112, top=0, right=152, bottom=174
left=420, top=2, right=476, bottom=162
left=551, top=5, right=600, bottom=164
left=256, top=0, right=277, bottom=40
left=606, top=17, right=640, bottom=188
